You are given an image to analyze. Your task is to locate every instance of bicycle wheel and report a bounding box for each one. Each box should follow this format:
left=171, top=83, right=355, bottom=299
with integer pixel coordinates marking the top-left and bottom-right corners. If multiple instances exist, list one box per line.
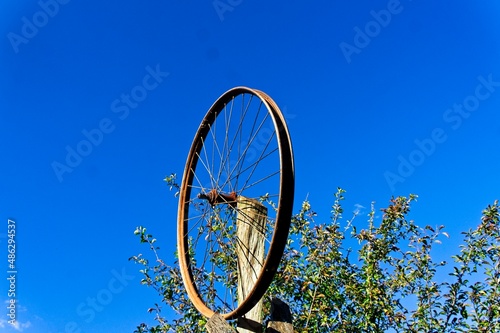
left=177, top=86, right=294, bottom=320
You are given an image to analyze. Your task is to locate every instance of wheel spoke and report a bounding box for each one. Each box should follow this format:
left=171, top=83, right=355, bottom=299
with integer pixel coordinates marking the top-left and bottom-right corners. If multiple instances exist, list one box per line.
left=218, top=111, right=271, bottom=192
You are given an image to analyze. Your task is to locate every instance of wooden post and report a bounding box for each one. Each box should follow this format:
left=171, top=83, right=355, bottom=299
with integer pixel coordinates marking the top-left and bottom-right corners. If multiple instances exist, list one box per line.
left=236, top=196, right=267, bottom=333
left=204, top=198, right=295, bottom=333
left=206, top=314, right=237, bottom=333
left=205, top=299, right=294, bottom=333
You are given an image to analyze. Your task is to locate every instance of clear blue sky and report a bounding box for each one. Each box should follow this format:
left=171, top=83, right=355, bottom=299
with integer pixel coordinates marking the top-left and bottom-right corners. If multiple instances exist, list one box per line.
left=1, top=1, right=499, bottom=332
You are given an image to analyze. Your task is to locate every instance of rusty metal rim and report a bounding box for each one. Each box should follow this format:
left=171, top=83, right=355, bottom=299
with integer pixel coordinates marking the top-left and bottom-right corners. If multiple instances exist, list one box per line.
left=177, top=86, right=295, bottom=320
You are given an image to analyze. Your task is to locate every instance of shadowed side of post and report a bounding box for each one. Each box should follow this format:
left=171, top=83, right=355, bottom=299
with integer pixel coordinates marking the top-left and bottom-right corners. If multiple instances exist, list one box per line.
left=266, top=298, right=294, bottom=333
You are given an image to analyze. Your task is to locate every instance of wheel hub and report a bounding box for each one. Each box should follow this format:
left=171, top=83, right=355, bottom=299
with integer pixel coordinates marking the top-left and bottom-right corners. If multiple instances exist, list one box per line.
left=198, top=189, right=237, bottom=207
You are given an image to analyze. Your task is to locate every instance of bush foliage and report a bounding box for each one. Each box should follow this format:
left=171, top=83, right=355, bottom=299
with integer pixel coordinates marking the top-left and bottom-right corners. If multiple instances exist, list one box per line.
left=130, top=176, right=499, bottom=332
